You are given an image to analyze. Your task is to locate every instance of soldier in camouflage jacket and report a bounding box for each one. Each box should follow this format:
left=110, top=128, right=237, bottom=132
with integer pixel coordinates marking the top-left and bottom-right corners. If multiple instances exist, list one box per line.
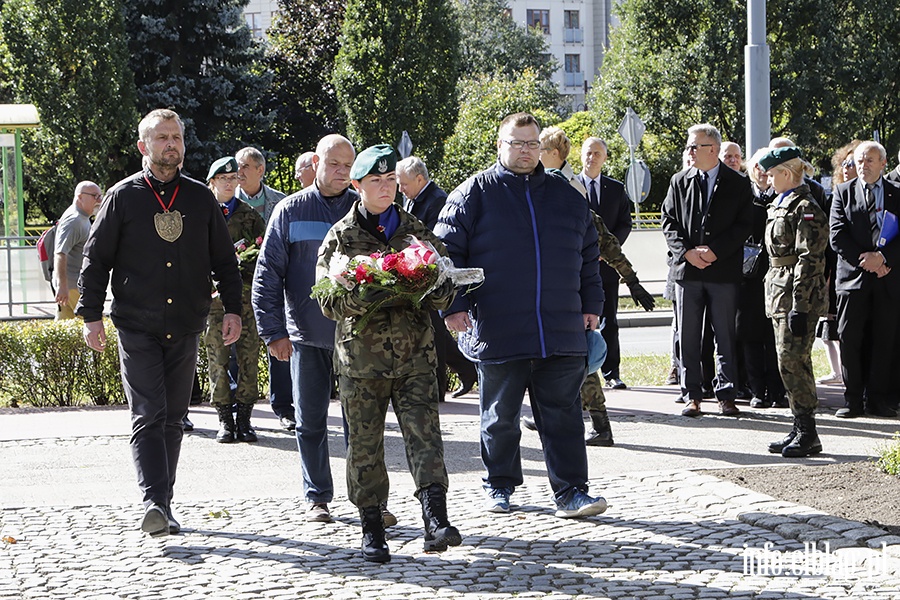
left=759, top=147, right=828, bottom=459
left=315, top=145, right=461, bottom=563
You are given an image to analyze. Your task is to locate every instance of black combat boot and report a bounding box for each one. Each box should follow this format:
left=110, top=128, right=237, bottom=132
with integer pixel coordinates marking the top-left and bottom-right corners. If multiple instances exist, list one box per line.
left=215, top=404, right=236, bottom=443
left=235, top=403, right=258, bottom=443
left=360, top=506, right=390, bottom=563
left=781, top=413, right=822, bottom=458
left=419, top=483, right=462, bottom=552
left=585, top=410, right=614, bottom=447
left=768, top=417, right=798, bottom=454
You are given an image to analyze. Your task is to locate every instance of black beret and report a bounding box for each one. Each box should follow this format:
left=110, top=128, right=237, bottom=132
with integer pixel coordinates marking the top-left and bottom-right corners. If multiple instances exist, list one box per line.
left=759, top=146, right=802, bottom=171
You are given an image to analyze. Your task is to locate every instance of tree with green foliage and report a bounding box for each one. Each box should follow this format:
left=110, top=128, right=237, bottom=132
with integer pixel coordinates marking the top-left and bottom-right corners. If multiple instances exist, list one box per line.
left=437, top=69, right=560, bottom=191
left=333, top=0, right=462, bottom=170
left=261, top=0, right=346, bottom=193
left=123, top=0, right=272, bottom=179
left=0, top=0, right=137, bottom=220
left=591, top=0, right=900, bottom=210
left=455, top=0, right=557, bottom=80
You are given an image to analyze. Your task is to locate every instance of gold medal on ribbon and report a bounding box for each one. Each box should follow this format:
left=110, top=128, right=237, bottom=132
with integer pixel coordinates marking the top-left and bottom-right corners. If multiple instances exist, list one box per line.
left=154, top=210, right=183, bottom=242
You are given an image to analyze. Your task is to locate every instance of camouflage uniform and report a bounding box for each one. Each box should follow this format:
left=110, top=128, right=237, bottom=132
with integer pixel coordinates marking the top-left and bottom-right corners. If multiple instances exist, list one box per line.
left=206, top=199, right=266, bottom=407
left=547, top=167, right=642, bottom=413
left=316, top=203, right=455, bottom=508
left=764, top=184, right=828, bottom=416
left=581, top=212, right=640, bottom=412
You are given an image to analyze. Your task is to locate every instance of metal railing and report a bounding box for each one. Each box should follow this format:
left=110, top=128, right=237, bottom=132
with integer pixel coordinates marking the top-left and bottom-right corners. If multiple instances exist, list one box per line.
left=0, top=235, right=57, bottom=319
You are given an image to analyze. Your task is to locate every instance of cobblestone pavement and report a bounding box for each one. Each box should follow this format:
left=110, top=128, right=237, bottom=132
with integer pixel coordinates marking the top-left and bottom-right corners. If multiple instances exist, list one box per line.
left=2, top=392, right=900, bottom=599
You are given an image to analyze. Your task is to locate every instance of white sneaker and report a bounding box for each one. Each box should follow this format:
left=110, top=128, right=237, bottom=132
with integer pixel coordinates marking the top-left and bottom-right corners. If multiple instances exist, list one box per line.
left=815, top=373, right=842, bottom=385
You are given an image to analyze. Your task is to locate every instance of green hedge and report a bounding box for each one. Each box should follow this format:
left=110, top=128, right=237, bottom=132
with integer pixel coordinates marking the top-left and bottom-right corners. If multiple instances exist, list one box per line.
left=0, top=319, right=269, bottom=408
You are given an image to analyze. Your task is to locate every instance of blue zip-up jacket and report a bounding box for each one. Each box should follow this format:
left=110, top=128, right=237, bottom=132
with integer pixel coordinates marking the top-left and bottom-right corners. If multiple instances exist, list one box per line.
left=252, top=184, right=357, bottom=348
left=434, top=161, right=604, bottom=363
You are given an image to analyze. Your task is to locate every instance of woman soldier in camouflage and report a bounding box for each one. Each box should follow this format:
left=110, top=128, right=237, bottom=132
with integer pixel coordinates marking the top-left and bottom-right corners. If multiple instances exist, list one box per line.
left=759, top=147, right=828, bottom=458
left=316, top=144, right=461, bottom=563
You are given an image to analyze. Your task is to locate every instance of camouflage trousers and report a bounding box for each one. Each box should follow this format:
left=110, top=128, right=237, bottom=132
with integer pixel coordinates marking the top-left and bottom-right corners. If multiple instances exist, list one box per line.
left=772, top=314, right=819, bottom=417
left=580, top=371, right=607, bottom=412
left=205, top=294, right=259, bottom=407
left=340, top=372, right=449, bottom=508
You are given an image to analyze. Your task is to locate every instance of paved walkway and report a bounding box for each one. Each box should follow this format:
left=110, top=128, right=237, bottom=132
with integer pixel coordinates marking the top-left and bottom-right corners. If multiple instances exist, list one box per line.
left=2, top=385, right=899, bottom=599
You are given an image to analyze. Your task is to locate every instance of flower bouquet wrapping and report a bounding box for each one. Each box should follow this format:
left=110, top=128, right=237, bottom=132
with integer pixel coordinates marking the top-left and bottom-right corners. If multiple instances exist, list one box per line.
left=235, top=236, right=263, bottom=264
left=311, top=236, right=484, bottom=332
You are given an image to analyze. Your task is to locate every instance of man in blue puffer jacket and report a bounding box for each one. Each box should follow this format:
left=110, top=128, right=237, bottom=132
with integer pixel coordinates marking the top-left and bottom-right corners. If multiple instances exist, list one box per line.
left=435, top=112, right=608, bottom=519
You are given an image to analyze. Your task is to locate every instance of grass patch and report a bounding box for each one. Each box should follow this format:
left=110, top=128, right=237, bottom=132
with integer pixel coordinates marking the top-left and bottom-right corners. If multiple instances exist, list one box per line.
left=875, top=433, right=900, bottom=476
left=620, top=348, right=832, bottom=387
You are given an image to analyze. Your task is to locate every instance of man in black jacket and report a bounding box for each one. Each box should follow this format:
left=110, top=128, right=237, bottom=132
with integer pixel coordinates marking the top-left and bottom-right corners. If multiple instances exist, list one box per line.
left=577, top=137, right=632, bottom=390
left=662, top=123, right=753, bottom=417
left=78, top=109, right=243, bottom=537
left=830, top=141, right=900, bottom=418
left=397, top=156, right=478, bottom=399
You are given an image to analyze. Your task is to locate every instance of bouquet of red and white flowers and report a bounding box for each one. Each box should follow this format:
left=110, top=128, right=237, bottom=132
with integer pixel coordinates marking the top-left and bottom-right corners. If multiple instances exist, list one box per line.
left=311, top=236, right=483, bottom=331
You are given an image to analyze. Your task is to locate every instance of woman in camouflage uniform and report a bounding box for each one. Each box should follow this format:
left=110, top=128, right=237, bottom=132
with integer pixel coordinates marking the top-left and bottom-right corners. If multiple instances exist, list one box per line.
left=759, top=147, right=828, bottom=458
left=205, top=157, right=266, bottom=444
left=316, top=145, right=461, bottom=563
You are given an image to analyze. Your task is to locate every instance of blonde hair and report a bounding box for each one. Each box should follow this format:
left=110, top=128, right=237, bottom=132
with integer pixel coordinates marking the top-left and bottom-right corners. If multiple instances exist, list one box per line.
left=539, top=127, right=571, bottom=160
left=769, top=156, right=814, bottom=185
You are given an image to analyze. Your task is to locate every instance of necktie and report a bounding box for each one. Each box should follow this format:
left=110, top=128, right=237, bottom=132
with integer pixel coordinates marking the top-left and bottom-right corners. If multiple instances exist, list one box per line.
left=866, top=183, right=878, bottom=245
left=589, top=180, right=599, bottom=213
left=699, top=172, right=709, bottom=211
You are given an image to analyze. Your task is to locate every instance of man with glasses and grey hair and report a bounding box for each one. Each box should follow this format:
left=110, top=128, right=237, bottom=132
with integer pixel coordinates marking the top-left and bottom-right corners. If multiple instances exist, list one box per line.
left=662, top=123, right=752, bottom=417
left=55, top=181, right=103, bottom=319
left=295, top=151, right=316, bottom=188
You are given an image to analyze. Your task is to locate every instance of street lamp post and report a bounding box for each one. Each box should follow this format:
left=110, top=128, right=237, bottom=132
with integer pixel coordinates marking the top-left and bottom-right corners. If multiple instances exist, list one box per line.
left=745, top=0, right=770, bottom=156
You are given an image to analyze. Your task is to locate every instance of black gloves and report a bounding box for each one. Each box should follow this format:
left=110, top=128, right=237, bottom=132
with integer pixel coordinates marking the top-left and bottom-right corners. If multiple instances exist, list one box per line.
left=788, top=310, right=808, bottom=337
left=358, top=286, right=393, bottom=305
left=626, top=280, right=655, bottom=312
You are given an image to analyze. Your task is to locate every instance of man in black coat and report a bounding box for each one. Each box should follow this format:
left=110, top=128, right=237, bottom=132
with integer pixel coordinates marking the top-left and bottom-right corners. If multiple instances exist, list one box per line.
left=397, top=156, right=478, bottom=398
left=662, top=123, right=753, bottom=417
left=577, top=137, right=632, bottom=389
left=830, top=140, right=900, bottom=418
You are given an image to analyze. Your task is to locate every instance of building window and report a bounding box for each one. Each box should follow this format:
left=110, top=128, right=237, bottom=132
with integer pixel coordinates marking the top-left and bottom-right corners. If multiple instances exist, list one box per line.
left=245, top=12, right=262, bottom=37
left=526, top=9, right=550, bottom=34
left=564, top=10, right=579, bottom=29
left=564, top=10, right=583, bottom=43
left=564, top=54, right=583, bottom=87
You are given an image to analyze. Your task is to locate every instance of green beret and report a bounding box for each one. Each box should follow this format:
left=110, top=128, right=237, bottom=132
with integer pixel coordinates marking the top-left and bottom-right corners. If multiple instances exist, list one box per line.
left=206, top=157, right=238, bottom=181
left=350, top=144, right=397, bottom=180
left=759, top=146, right=802, bottom=172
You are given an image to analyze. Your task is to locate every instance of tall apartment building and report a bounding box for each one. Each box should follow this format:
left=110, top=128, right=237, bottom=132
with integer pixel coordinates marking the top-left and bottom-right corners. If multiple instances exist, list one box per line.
left=243, top=0, right=615, bottom=109
left=506, top=0, right=615, bottom=109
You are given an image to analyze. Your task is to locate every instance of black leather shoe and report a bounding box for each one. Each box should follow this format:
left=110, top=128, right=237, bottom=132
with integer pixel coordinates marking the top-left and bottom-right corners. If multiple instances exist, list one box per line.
left=451, top=377, right=476, bottom=398
left=521, top=416, right=537, bottom=431
left=782, top=414, right=823, bottom=458
left=585, top=411, right=614, bottom=446
left=681, top=400, right=702, bottom=417
left=182, top=415, right=194, bottom=431
left=736, top=387, right=753, bottom=400
left=866, top=405, right=898, bottom=418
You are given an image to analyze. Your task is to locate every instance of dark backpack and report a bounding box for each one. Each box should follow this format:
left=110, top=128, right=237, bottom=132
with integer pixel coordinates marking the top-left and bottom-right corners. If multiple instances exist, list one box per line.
left=36, top=222, right=58, bottom=282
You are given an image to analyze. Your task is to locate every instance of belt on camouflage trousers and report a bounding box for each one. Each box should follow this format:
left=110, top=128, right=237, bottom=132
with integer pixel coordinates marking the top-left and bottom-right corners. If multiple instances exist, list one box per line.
left=770, top=255, right=798, bottom=267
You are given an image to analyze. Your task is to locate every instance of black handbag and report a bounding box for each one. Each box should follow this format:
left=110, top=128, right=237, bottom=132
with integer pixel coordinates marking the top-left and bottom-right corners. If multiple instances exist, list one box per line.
left=742, top=243, right=763, bottom=278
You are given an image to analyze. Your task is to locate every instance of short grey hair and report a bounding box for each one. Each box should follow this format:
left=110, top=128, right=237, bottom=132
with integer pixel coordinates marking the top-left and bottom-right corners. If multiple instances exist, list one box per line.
left=138, top=109, right=184, bottom=143
left=582, top=136, right=607, bottom=152
left=854, top=141, right=887, bottom=163
left=235, top=146, right=265, bottom=169
left=687, top=123, right=722, bottom=147
left=396, top=156, right=429, bottom=181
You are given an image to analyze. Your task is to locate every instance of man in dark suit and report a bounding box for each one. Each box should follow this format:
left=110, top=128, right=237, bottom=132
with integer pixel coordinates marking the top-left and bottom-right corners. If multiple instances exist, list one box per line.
left=662, top=124, right=753, bottom=417
left=397, top=156, right=478, bottom=399
left=830, top=140, right=900, bottom=418
left=577, top=137, right=632, bottom=390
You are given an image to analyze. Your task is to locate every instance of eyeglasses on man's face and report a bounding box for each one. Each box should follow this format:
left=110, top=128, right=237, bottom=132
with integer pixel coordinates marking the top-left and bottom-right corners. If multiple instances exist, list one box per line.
left=501, top=139, right=541, bottom=150
left=80, top=192, right=102, bottom=199
left=685, top=143, right=714, bottom=152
